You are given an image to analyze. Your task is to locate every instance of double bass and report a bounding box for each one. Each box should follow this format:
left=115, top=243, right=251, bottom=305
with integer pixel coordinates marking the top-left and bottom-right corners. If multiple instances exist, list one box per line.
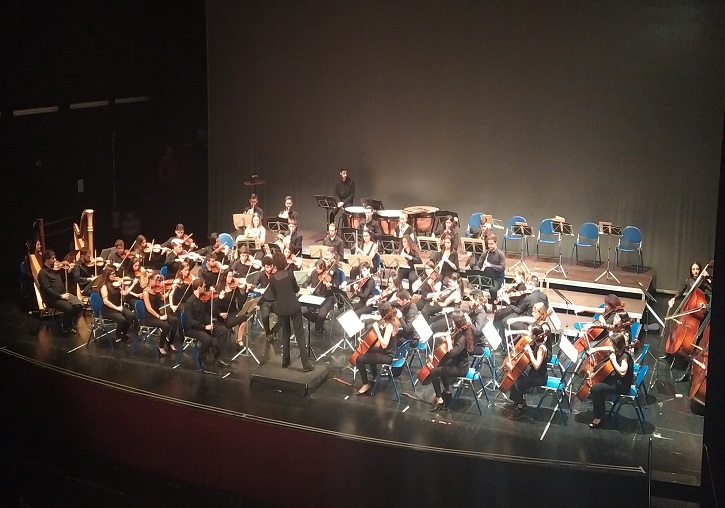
left=665, top=261, right=712, bottom=357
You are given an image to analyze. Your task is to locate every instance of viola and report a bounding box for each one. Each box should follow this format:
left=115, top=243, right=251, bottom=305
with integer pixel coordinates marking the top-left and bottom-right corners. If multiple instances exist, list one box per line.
left=112, top=276, right=133, bottom=288
left=53, top=260, right=75, bottom=271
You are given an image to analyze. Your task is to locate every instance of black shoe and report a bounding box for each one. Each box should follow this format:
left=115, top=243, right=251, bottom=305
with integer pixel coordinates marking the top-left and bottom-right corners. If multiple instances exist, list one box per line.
left=510, top=406, right=527, bottom=421
left=303, top=365, right=315, bottom=373
left=442, top=392, right=453, bottom=408
left=430, top=401, right=445, bottom=412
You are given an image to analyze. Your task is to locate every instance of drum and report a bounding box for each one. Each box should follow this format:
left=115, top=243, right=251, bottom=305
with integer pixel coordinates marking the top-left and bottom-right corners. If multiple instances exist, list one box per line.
left=403, top=206, right=439, bottom=235
left=344, top=206, right=366, bottom=229
left=376, top=209, right=401, bottom=235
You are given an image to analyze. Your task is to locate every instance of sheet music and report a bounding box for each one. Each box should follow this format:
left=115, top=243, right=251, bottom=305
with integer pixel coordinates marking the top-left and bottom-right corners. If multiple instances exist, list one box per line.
left=337, top=309, right=365, bottom=336
left=412, top=313, right=433, bottom=342
left=558, top=335, right=579, bottom=364
left=299, top=294, right=325, bottom=306
left=483, top=321, right=502, bottom=350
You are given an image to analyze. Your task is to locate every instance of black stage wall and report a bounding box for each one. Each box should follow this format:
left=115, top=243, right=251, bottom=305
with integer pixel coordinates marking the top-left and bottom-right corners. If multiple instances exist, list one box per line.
left=207, top=1, right=725, bottom=292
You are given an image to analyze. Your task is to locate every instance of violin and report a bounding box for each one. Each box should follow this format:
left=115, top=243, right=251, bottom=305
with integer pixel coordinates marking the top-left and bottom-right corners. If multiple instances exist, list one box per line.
left=53, top=260, right=75, bottom=271
left=199, top=288, right=220, bottom=302
left=112, top=276, right=133, bottom=288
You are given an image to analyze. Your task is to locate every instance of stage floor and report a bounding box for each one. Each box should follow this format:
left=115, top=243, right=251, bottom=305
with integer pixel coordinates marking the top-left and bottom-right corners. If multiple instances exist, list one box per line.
left=0, top=287, right=703, bottom=494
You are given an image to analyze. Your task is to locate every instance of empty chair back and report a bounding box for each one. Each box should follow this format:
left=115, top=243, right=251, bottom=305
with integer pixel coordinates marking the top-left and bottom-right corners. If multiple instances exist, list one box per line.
left=134, top=299, right=147, bottom=322
left=620, top=226, right=642, bottom=245
left=90, top=292, right=103, bottom=317
left=578, top=222, right=599, bottom=242
left=218, top=233, right=234, bottom=251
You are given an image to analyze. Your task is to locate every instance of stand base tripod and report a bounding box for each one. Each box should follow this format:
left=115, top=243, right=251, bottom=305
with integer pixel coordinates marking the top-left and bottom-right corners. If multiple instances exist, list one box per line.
left=231, top=312, right=260, bottom=365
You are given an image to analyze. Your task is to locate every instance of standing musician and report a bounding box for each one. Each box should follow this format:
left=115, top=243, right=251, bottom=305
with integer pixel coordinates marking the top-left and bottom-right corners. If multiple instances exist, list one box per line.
left=424, top=272, right=464, bottom=328
left=493, top=275, right=548, bottom=335
left=184, top=279, right=229, bottom=370
left=414, top=261, right=442, bottom=311
left=161, top=223, right=197, bottom=251
left=329, top=167, right=355, bottom=226
left=302, top=257, right=340, bottom=335
left=142, top=272, right=179, bottom=356
left=278, top=214, right=303, bottom=256
left=72, top=247, right=98, bottom=297
left=38, top=250, right=84, bottom=335
left=395, top=289, right=421, bottom=346
left=350, top=229, right=378, bottom=279
left=355, top=301, right=400, bottom=395
left=426, top=311, right=474, bottom=412
left=430, top=235, right=459, bottom=283
left=322, top=223, right=346, bottom=261
left=475, top=234, right=506, bottom=305
left=243, top=193, right=264, bottom=219
left=669, top=261, right=712, bottom=308
left=433, top=215, right=459, bottom=250
left=268, top=253, right=315, bottom=371
left=278, top=195, right=295, bottom=219
left=507, top=324, right=553, bottom=420
left=397, top=234, right=422, bottom=285
left=585, top=332, right=634, bottom=428
left=357, top=205, right=382, bottom=241
left=214, top=269, right=252, bottom=347
left=394, top=211, right=416, bottom=242
left=98, top=267, right=136, bottom=343
left=347, top=262, right=376, bottom=312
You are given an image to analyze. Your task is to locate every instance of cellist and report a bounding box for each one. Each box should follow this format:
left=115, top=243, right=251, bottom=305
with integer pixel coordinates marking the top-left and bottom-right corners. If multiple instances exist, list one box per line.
left=507, top=324, right=553, bottom=421
left=427, top=311, right=474, bottom=412
left=585, top=332, right=634, bottom=428
left=355, top=302, right=400, bottom=396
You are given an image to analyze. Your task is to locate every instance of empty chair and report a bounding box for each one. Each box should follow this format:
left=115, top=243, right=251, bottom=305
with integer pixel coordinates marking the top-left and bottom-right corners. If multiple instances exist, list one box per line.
left=536, top=218, right=560, bottom=260
left=615, top=226, right=643, bottom=274
left=503, top=215, right=529, bottom=255
left=571, top=222, right=601, bottom=268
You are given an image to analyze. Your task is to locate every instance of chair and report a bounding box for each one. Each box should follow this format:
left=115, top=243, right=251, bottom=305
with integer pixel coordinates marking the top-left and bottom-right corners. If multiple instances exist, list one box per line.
left=465, top=213, right=483, bottom=238
left=609, top=365, right=649, bottom=434
left=370, top=340, right=415, bottom=401
left=87, top=292, right=116, bottom=349
left=615, top=226, right=644, bottom=274
left=452, top=353, right=492, bottom=415
left=407, top=336, right=431, bottom=368
left=159, top=265, right=168, bottom=279
left=534, top=357, right=572, bottom=424
left=535, top=218, right=560, bottom=260
left=570, top=222, right=601, bottom=268
left=173, top=311, right=202, bottom=371
left=503, top=215, right=529, bottom=255
left=132, top=299, right=161, bottom=358
left=503, top=316, right=535, bottom=354
left=218, top=233, right=234, bottom=252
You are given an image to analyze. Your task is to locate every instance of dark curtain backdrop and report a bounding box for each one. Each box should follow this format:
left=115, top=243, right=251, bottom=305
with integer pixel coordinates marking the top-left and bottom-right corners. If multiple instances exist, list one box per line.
left=207, top=1, right=724, bottom=291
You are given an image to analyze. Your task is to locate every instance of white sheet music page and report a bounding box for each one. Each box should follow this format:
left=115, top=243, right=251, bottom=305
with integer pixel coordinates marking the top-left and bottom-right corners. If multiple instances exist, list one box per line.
left=483, top=321, right=502, bottom=350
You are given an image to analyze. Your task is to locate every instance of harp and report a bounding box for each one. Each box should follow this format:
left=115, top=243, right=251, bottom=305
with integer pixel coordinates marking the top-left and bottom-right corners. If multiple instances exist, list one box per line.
left=73, top=209, right=95, bottom=256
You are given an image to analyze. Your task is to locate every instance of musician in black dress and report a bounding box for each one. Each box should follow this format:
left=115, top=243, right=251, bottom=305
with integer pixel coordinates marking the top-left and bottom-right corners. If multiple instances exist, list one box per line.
left=668, top=261, right=712, bottom=308
left=322, top=223, right=346, bottom=260
left=302, top=258, right=339, bottom=334
left=355, top=302, right=400, bottom=395
left=507, top=325, right=553, bottom=420
left=329, top=167, right=355, bottom=226
left=427, top=311, right=474, bottom=411
left=348, top=262, right=376, bottom=312
left=433, top=215, right=459, bottom=250
left=142, top=272, right=178, bottom=355
left=586, top=332, right=634, bottom=428
left=475, top=233, right=506, bottom=304
left=184, top=279, right=228, bottom=370
left=268, top=253, right=314, bottom=371
left=431, top=235, right=458, bottom=283
left=422, top=272, right=463, bottom=322
left=414, top=262, right=442, bottom=311
left=397, top=234, right=422, bottom=285
left=38, top=250, right=84, bottom=334
left=98, top=267, right=136, bottom=343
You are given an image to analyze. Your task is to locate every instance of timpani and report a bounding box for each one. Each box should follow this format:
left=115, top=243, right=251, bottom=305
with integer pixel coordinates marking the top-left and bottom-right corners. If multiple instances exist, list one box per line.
left=376, top=209, right=402, bottom=235
left=403, top=205, right=439, bottom=235
left=344, top=206, right=367, bottom=229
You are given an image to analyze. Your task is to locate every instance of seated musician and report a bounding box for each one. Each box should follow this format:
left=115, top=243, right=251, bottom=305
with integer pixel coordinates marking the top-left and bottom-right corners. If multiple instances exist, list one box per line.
left=357, top=205, right=382, bottom=241
left=168, top=261, right=195, bottom=313
left=475, top=233, right=506, bottom=304
left=350, top=230, right=378, bottom=279
left=322, top=223, right=346, bottom=261
left=433, top=215, right=459, bottom=249
left=283, top=245, right=303, bottom=271
left=125, top=258, right=147, bottom=308
left=413, top=262, right=442, bottom=311
left=199, top=254, right=226, bottom=289
left=107, top=239, right=133, bottom=273
left=397, top=234, right=422, bottom=285
left=355, top=301, right=400, bottom=395
left=256, top=256, right=279, bottom=342
left=302, top=258, right=339, bottom=335
left=162, top=240, right=187, bottom=279
left=395, top=290, right=421, bottom=346
left=493, top=275, right=548, bottom=335
left=422, top=272, right=463, bottom=323
left=394, top=211, right=415, bottom=242
left=231, top=245, right=262, bottom=279
left=668, top=261, right=712, bottom=308
left=280, top=214, right=303, bottom=256
left=355, top=275, right=401, bottom=318
left=347, top=262, right=376, bottom=312
left=496, top=269, right=528, bottom=306
left=142, top=272, right=179, bottom=355
left=329, top=167, right=355, bottom=226
left=194, top=232, right=229, bottom=262
left=467, top=289, right=490, bottom=352
left=595, top=294, right=625, bottom=327
left=426, top=311, right=474, bottom=412
left=98, top=267, right=136, bottom=343
left=586, top=332, right=634, bottom=428
left=215, top=269, right=252, bottom=347
left=161, top=223, right=197, bottom=251
left=429, top=235, right=458, bottom=284
left=244, top=213, right=266, bottom=259
left=278, top=195, right=295, bottom=219
left=72, top=247, right=97, bottom=297
left=605, top=310, right=637, bottom=349
left=507, top=324, right=554, bottom=420
left=243, top=192, right=264, bottom=218
left=38, top=250, right=84, bottom=335
left=184, top=279, right=229, bottom=370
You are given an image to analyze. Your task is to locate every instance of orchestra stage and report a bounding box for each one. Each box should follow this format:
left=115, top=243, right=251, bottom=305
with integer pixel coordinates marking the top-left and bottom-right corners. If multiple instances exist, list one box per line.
left=1, top=232, right=704, bottom=506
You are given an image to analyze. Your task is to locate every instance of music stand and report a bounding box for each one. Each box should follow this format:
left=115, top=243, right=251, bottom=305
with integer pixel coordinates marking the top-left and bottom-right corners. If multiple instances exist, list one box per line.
left=308, top=244, right=332, bottom=259
left=595, top=222, right=622, bottom=284
left=320, top=308, right=361, bottom=360
left=266, top=218, right=288, bottom=235
left=266, top=243, right=282, bottom=256
left=315, top=195, right=339, bottom=229
left=510, top=223, right=533, bottom=274
left=482, top=214, right=504, bottom=230
left=545, top=218, right=573, bottom=279
left=361, top=198, right=384, bottom=211
left=465, top=270, right=493, bottom=290
left=340, top=227, right=358, bottom=249
left=380, top=254, right=406, bottom=269
left=461, top=238, right=485, bottom=266
left=232, top=213, right=252, bottom=231
left=236, top=239, right=259, bottom=254
left=230, top=297, right=261, bottom=364
left=347, top=254, right=372, bottom=271
left=379, top=235, right=400, bottom=254
left=417, top=236, right=438, bottom=252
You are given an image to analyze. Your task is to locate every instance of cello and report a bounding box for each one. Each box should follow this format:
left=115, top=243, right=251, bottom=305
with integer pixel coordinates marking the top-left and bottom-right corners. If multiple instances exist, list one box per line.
left=665, top=261, right=712, bottom=357
left=349, top=326, right=379, bottom=367
left=417, top=339, right=452, bottom=385
left=498, top=330, right=548, bottom=393
left=689, top=320, right=709, bottom=407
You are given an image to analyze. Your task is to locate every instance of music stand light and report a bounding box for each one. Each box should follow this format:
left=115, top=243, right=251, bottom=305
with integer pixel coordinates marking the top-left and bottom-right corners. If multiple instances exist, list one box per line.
left=595, top=221, right=622, bottom=284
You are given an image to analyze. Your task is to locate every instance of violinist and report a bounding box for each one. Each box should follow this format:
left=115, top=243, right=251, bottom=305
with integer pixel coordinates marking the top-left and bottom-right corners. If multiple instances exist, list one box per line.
left=669, top=262, right=712, bottom=309
left=475, top=234, right=506, bottom=304
left=38, top=250, right=84, bottom=335
left=125, top=258, right=147, bottom=307
left=162, top=240, right=187, bottom=279
left=214, top=269, right=252, bottom=347
left=348, top=262, right=376, bottom=312
left=194, top=232, right=229, bottom=263
left=427, top=311, right=474, bottom=412
left=72, top=247, right=98, bottom=297
left=131, top=235, right=149, bottom=262
left=279, top=215, right=302, bottom=256
left=357, top=205, right=381, bottom=242
left=268, top=253, right=314, bottom=371
left=322, top=223, right=346, bottom=260
left=467, top=289, right=490, bottom=351
left=257, top=256, right=279, bottom=342
left=283, top=245, right=302, bottom=271
left=607, top=310, right=634, bottom=347
left=356, top=275, right=401, bottom=318
left=302, top=258, right=339, bottom=335
left=414, top=261, right=442, bottom=311
left=495, top=269, right=528, bottom=306
left=98, top=267, right=136, bottom=343
left=586, top=332, right=634, bottom=428
left=329, top=167, right=355, bottom=226
left=395, top=289, right=421, bottom=346
left=433, top=215, right=459, bottom=250
left=397, top=234, right=422, bottom=285
left=355, top=301, right=399, bottom=395
left=142, top=272, right=178, bottom=355
left=107, top=239, right=132, bottom=273
left=278, top=195, right=295, bottom=220
left=168, top=261, right=195, bottom=313
left=350, top=230, right=378, bottom=279
left=507, top=324, right=553, bottom=421
left=161, top=223, right=197, bottom=251
left=431, top=235, right=459, bottom=284
left=231, top=245, right=262, bottom=279
left=494, top=275, right=548, bottom=335
left=184, top=279, right=228, bottom=370
left=422, top=272, right=463, bottom=322
left=199, top=254, right=225, bottom=289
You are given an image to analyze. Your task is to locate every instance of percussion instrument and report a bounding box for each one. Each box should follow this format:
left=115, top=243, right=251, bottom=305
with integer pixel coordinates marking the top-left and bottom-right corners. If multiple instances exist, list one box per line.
left=403, top=206, right=439, bottom=235
left=344, top=206, right=367, bottom=229
left=376, top=209, right=402, bottom=235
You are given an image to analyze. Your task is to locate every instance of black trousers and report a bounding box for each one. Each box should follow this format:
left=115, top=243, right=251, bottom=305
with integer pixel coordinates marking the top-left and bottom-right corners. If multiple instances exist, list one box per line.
left=144, top=314, right=178, bottom=349
left=356, top=350, right=392, bottom=385
left=279, top=310, right=310, bottom=368
left=429, top=362, right=467, bottom=397
left=589, top=378, right=625, bottom=418
left=46, top=296, right=84, bottom=329
left=101, top=306, right=135, bottom=339
left=186, top=326, right=227, bottom=363
left=509, top=371, right=546, bottom=405
left=302, top=298, right=334, bottom=331
left=259, top=300, right=276, bottom=334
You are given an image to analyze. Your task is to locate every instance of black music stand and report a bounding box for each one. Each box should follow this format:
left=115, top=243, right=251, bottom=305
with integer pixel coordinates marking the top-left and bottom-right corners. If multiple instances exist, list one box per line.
left=510, top=224, right=533, bottom=274
left=266, top=243, right=282, bottom=256
left=595, top=222, right=622, bottom=284
left=340, top=227, right=358, bottom=249
left=315, top=195, right=338, bottom=229
left=266, top=218, right=288, bottom=235
left=379, top=235, right=400, bottom=254
left=230, top=296, right=261, bottom=365
left=461, top=238, right=485, bottom=266
left=417, top=236, right=438, bottom=252
left=465, top=270, right=493, bottom=291
left=236, top=239, right=258, bottom=254
left=545, top=219, right=573, bottom=279
left=361, top=198, right=384, bottom=211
